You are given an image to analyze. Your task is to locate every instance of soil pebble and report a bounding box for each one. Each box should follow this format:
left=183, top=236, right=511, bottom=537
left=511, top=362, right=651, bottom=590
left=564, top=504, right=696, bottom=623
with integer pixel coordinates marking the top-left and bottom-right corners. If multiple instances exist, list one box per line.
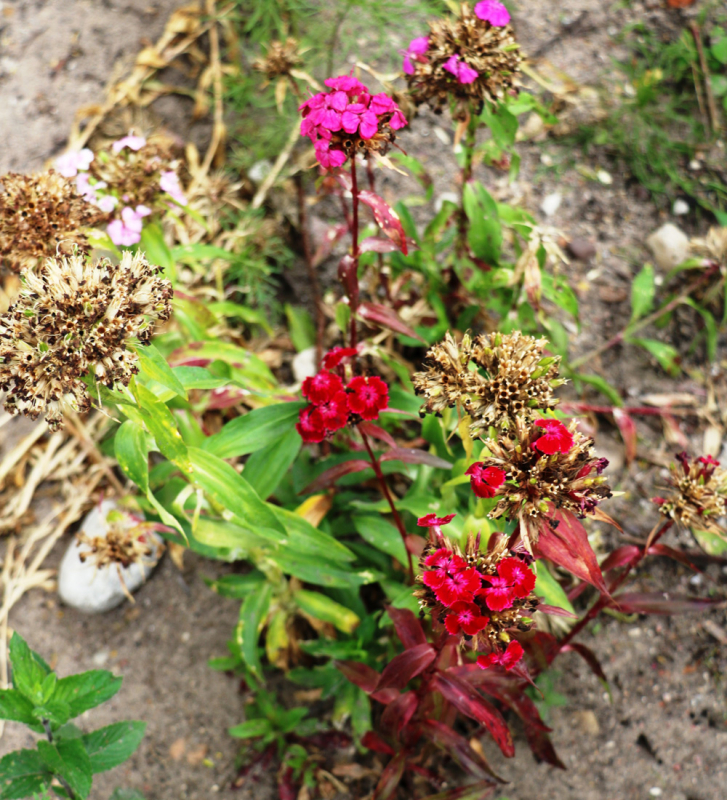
left=646, top=223, right=690, bottom=270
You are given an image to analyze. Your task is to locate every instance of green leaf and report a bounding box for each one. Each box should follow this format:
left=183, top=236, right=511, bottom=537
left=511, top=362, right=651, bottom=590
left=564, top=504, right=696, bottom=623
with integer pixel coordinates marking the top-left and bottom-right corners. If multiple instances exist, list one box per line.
left=0, top=749, right=51, bottom=800
left=284, top=304, right=315, bottom=352
left=81, top=721, right=146, bottom=773
left=627, top=337, right=680, bottom=376
left=711, top=35, right=727, bottom=65
left=574, top=374, right=623, bottom=406
left=682, top=298, right=717, bottom=362
left=691, top=527, right=727, bottom=556
left=203, top=403, right=305, bottom=459
left=132, top=343, right=186, bottom=399
left=274, top=553, right=378, bottom=589
left=535, top=562, right=575, bottom=615
left=335, top=302, right=351, bottom=336
left=114, top=421, right=150, bottom=494
left=463, top=182, right=502, bottom=264
left=630, top=263, right=655, bottom=322
left=0, top=689, right=37, bottom=725
left=32, top=699, right=71, bottom=728
left=133, top=384, right=189, bottom=467
left=38, top=739, right=92, bottom=800
left=209, top=571, right=267, bottom=599
left=8, top=633, right=48, bottom=703
left=139, top=222, right=176, bottom=280
left=237, top=583, right=273, bottom=678
left=53, top=671, right=123, bottom=718
left=187, top=447, right=286, bottom=535
left=207, top=301, right=274, bottom=335
left=243, top=428, right=301, bottom=500
left=274, top=507, right=355, bottom=564
left=352, top=515, right=408, bottom=566
left=109, top=790, right=147, bottom=800
left=228, top=718, right=273, bottom=739
left=293, top=590, right=360, bottom=634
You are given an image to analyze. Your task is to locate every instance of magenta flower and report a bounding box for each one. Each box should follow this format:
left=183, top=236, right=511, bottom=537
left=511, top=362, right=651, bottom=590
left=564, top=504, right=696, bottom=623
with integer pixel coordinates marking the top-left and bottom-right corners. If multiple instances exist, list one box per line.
left=107, top=205, right=151, bottom=247
left=341, top=103, right=379, bottom=139
left=474, top=0, right=511, bottom=26
left=55, top=148, right=94, bottom=178
left=112, top=134, right=147, bottom=154
left=324, top=74, right=367, bottom=94
left=160, top=170, right=187, bottom=205
left=402, top=36, right=429, bottom=75
left=443, top=55, right=479, bottom=85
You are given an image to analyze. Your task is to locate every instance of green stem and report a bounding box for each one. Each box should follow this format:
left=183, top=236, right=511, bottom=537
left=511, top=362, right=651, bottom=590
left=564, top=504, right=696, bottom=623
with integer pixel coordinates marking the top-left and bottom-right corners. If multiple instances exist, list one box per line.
left=457, top=111, right=478, bottom=257
left=42, top=719, right=78, bottom=800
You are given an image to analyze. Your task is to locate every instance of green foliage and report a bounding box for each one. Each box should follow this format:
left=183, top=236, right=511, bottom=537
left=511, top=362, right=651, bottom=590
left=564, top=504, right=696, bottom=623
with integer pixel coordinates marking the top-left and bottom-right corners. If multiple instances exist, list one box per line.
left=0, top=633, right=144, bottom=800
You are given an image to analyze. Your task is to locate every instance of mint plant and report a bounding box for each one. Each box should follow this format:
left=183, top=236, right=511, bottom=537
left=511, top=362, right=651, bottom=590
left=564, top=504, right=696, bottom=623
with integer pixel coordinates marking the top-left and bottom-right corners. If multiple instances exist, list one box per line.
left=0, top=633, right=145, bottom=800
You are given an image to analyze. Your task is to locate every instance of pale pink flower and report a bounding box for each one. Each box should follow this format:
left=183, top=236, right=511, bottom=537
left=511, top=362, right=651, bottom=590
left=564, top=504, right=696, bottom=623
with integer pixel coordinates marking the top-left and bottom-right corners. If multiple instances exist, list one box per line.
left=402, top=36, right=429, bottom=75
left=474, top=0, right=511, bottom=26
left=75, top=172, right=98, bottom=203
left=112, top=135, right=147, bottom=154
left=55, top=148, right=94, bottom=178
left=107, top=205, right=152, bottom=247
left=96, top=195, right=119, bottom=214
left=443, top=54, right=479, bottom=84
left=159, top=170, right=187, bottom=205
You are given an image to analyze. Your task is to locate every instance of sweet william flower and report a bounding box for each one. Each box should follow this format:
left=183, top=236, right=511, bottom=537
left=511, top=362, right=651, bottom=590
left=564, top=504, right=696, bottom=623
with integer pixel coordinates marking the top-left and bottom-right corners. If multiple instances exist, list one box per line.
left=296, top=406, right=327, bottom=443
left=302, top=370, right=344, bottom=405
left=403, top=36, right=429, bottom=75
left=347, top=375, right=389, bottom=421
left=466, top=463, right=506, bottom=499
left=533, top=418, right=574, bottom=454
left=316, top=390, right=350, bottom=433
left=443, top=54, right=479, bottom=85
left=160, top=170, right=187, bottom=205
left=474, top=0, right=511, bottom=26
left=112, top=134, right=147, bottom=154
left=479, top=556, right=535, bottom=611
left=477, top=640, right=524, bottom=671
left=107, top=205, right=151, bottom=247
left=444, top=601, right=490, bottom=636
left=55, top=148, right=94, bottom=178
left=322, top=346, right=358, bottom=370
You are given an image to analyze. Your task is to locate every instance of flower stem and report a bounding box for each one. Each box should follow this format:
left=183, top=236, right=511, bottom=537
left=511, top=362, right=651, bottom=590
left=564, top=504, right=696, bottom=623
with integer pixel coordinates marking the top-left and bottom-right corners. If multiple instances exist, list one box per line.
left=349, top=155, right=360, bottom=349
left=457, top=110, right=478, bottom=256
left=361, top=430, right=414, bottom=582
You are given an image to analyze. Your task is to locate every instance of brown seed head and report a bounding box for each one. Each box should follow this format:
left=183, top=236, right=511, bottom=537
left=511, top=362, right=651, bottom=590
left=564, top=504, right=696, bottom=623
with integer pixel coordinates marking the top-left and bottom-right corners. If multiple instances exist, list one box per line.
left=253, top=38, right=304, bottom=80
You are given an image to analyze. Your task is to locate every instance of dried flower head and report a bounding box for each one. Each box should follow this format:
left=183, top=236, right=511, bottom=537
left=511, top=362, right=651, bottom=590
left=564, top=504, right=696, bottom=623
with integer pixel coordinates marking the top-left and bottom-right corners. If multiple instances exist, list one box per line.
left=413, top=331, right=562, bottom=434
left=0, top=171, right=107, bottom=272
left=690, top=226, right=727, bottom=268
left=77, top=508, right=158, bottom=570
left=653, top=453, right=727, bottom=539
left=0, top=251, right=172, bottom=430
left=471, top=418, right=611, bottom=544
left=253, top=38, right=304, bottom=80
left=416, top=517, right=536, bottom=670
left=403, top=3, right=522, bottom=121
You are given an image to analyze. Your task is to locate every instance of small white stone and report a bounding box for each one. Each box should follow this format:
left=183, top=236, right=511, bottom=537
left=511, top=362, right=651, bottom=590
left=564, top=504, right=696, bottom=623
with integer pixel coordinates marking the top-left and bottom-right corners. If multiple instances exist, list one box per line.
left=649, top=788, right=662, bottom=797
left=540, top=192, right=562, bottom=217
left=434, top=192, right=459, bottom=213
left=292, top=346, right=318, bottom=384
left=688, top=159, right=702, bottom=171
left=596, top=169, right=613, bottom=185
left=672, top=198, right=690, bottom=215
left=646, top=223, right=690, bottom=271
left=58, top=500, right=162, bottom=614
left=628, top=627, right=642, bottom=637
left=247, top=160, right=272, bottom=183
left=433, top=127, right=451, bottom=146
left=92, top=650, right=110, bottom=666
left=181, top=632, right=191, bottom=643
left=540, top=153, right=553, bottom=166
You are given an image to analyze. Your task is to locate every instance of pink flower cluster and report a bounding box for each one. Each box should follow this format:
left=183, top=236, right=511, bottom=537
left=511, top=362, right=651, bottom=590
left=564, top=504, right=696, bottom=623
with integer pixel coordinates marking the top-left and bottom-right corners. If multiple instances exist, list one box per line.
left=107, top=205, right=152, bottom=247
left=299, top=75, right=407, bottom=169
left=474, top=0, right=511, bottom=26
left=443, top=54, right=479, bottom=85
left=402, top=36, right=429, bottom=75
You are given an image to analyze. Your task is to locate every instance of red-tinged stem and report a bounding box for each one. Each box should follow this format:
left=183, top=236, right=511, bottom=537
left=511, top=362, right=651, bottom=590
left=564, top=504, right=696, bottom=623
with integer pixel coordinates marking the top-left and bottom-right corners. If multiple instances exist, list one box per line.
left=553, top=519, right=674, bottom=656
left=570, top=263, right=720, bottom=370
left=297, top=173, right=324, bottom=367
left=560, top=402, right=697, bottom=418
left=349, top=154, right=360, bottom=349
left=361, top=429, right=414, bottom=582
left=365, top=158, right=390, bottom=300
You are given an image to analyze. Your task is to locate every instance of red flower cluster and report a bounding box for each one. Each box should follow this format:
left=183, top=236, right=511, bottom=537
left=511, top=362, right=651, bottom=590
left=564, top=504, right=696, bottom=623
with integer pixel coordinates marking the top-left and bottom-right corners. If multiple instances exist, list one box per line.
left=533, top=418, right=574, bottom=455
left=421, top=547, right=481, bottom=607
left=476, top=640, right=523, bottom=671
left=466, top=463, right=506, bottom=499
left=479, top=556, right=536, bottom=612
left=296, top=370, right=389, bottom=443
left=299, top=75, right=407, bottom=169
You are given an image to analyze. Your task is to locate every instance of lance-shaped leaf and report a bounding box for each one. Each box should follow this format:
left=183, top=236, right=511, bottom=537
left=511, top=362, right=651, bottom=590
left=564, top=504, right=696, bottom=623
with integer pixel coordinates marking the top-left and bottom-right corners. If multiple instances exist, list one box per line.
left=313, top=223, right=348, bottom=266
left=386, top=606, right=427, bottom=649
left=538, top=604, right=579, bottom=619
left=380, top=690, right=419, bottom=736
left=358, top=421, right=397, bottom=448
left=338, top=255, right=359, bottom=308
left=373, top=752, right=407, bottom=800
left=600, top=545, right=640, bottom=574
left=358, top=302, right=423, bottom=342
left=380, top=447, right=452, bottom=470
left=359, top=191, right=408, bottom=254
left=335, top=660, right=380, bottom=694
left=420, top=719, right=503, bottom=783
left=300, top=459, right=371, bottom=494
left=360, top=236, right=400, bottom=254
left=612, top=408, right=637, bottom=464
left=647, top=543, right=703, bottom=574
left=376, top=643, right=436, bottom=692
left=561, top=643, right=610, bottom=696
left=611, top=591, right=722, bottom=615
left=433, top=671, right=514, bottom=757
left=361, top=730, right=395, bottom=755
left=534, top=511, right=610, bottom=599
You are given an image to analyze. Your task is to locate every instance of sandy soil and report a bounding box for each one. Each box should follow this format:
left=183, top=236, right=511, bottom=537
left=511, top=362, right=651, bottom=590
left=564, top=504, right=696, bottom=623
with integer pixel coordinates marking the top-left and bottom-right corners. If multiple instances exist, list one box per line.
left=1, top=1, right=726, bottom=799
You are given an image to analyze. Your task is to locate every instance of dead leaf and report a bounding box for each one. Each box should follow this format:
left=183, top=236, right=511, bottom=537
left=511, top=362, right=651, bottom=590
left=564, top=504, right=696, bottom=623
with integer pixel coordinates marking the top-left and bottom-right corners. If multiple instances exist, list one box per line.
left=169, top=738, right=187, bottom=761
left=136, top=47, right=169, bottom=69
left=168, top=542, right=185, bottom=571
left=331, top=763, right=377, bottom=780
left=186, top=743, right=209, bottom=766
left=293, top=688, right=323, bottom=704
left=640, top=392, right=698, bottom=407
left=295, top=494, right=332, bottom=528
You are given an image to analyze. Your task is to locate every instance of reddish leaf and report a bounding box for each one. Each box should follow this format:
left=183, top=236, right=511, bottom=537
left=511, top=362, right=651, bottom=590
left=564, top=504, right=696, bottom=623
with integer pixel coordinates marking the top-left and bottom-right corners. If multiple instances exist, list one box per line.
left=612, top=408, right=637, bottom=464
left=360, top=236, right=400, bottom=254
left=647, top=543, right=703, bottom=574
left=387, top=606, right=427, bottom=649
left=433, top=671, right=514, bottom=757
left=521, top=631, right=560, bottom=672
left=373, top=753, right=407, bottom=800
left=279, top=766, right=297, bottom=800
left=359, top=421, right=397, bottom=448
left=537, top=604, right=579, bottom=619
left=561, top=643, right=610, bottom=692
left=207, top=387, right=249, bottom=409
left=420, top=780, right=497, bottom=800
left=533, top=511, right=611, bottom=599
left=380, top=447, right=452, bottom=469
left=335, top=660, right=379, bottom=694
left=420, top=719, right=503, bottom=783
left=611, top=591, right=721, bottom=615
left=359, top=191, right=408, bottom=254
left=358, top=301, right=424, bottom=342
left=338, top=254, right=359, bottom=308
left=312, top=223, right=348, bottom=267
left=380, top=690, right=419, bottom=736
left=589, top=506, right=624, bottom=533
left=361, top=730, right=395, bottom=755
left=371, top=688, right=401, bottom=705
left=300, top=459, right=370, bottom=494
left=435, top=636, right=460, bottom=671
left=600, top=545, right=641, bottom=574
left=377, top=643, right=437, bottom=692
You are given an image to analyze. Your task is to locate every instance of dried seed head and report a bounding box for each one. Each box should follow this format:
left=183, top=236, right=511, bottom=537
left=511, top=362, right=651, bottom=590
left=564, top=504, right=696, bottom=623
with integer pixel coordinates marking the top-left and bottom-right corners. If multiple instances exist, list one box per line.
left=0, top=171, right=107, bottom=272
left=0, top=250, right=172, bottom=430
left=77, top=508, right=160, bottom=571
left=690, top=226, right=727, bottom=268
left=253, top=38, right=304, bottom=79
left=413, top=330, right=561, bottom=433
left=404, top=3, right=523, bottom=121
left=654, top=453, right=727, bottom=540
